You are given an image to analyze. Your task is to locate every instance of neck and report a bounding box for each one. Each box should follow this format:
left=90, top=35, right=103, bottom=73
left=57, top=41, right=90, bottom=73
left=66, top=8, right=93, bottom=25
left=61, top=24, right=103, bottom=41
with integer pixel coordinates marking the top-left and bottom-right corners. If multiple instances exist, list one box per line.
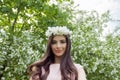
left=54, top=56, right=61, bottom=63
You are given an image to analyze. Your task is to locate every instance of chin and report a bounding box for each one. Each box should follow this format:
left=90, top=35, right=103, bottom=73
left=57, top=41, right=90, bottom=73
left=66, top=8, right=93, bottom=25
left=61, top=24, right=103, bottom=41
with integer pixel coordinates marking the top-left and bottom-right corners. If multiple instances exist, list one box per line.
left=55, top=53, right=64, bottom=57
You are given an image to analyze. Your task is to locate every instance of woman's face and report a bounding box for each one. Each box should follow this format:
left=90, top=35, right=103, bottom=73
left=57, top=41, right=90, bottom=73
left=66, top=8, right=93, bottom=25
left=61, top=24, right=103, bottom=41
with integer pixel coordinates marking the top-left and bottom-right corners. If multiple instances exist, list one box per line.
left=51, top=35, right=67, bottom=57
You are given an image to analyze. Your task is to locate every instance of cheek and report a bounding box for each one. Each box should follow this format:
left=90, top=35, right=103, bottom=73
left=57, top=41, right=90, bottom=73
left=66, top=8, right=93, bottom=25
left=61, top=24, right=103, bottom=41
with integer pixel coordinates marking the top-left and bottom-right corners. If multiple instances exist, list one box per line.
left=63, top=44, right=67, bottom=50
left=51, top=45, right=55, bottom=51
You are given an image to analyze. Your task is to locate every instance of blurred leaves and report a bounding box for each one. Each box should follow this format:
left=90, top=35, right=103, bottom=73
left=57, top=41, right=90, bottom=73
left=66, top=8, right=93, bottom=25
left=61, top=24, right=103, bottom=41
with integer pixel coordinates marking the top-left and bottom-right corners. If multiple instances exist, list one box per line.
left=71, top=10, right=120, bottom=80
left=0, top=0, right=120, bottom=80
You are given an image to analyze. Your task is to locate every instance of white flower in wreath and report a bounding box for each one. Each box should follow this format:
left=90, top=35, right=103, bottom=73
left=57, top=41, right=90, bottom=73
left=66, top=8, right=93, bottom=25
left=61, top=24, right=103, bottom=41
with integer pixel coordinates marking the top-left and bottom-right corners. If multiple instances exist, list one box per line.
left=45, top=26, right=72, bottom=38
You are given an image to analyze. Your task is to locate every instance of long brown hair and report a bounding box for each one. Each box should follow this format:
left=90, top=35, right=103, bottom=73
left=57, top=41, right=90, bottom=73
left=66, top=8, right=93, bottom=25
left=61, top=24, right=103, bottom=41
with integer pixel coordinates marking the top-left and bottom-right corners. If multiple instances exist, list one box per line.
left=27, top=35, right=78, bottom=80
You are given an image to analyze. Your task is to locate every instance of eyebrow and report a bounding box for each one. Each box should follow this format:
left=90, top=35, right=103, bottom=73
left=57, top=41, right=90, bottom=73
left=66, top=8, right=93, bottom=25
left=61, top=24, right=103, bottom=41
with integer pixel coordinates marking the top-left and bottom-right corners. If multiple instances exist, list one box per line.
left=52, top=39, right=66, bottom=41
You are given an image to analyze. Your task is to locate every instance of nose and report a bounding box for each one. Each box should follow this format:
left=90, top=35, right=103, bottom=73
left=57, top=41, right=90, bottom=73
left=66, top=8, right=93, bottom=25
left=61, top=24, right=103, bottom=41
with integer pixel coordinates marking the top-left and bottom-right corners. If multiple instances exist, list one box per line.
left=56, top=42, right=61, bottom=48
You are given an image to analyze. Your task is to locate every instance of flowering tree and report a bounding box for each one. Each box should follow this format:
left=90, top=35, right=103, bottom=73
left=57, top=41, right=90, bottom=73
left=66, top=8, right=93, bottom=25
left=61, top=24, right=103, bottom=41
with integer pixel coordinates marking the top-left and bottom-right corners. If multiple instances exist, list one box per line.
left=0, top=0, right=120, bottom=80
left=0, top=0, right=72, bottom=79
left=71, top=11, right=120, bottom=80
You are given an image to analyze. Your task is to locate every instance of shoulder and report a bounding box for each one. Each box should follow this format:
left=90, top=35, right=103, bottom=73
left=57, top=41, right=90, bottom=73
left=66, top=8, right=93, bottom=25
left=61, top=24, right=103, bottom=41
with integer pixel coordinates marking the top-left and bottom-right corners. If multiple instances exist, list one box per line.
left=31, top=66, right=38, bottom=72
left=74, top=63, right=85, bottom=72
left=28, top=61, right=41, bottom=80
left=29, top=60, right=41, bottom=73
left=74, top=63, right=83, bottom=69
left=29, top=66, right=40, bottom=80
left=74, top=63, right=87, bottom=80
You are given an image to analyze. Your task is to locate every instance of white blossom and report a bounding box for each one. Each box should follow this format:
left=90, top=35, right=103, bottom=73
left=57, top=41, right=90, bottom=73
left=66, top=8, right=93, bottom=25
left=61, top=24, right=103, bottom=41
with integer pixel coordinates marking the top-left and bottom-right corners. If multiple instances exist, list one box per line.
left=45, top=26, right=72, bottom=37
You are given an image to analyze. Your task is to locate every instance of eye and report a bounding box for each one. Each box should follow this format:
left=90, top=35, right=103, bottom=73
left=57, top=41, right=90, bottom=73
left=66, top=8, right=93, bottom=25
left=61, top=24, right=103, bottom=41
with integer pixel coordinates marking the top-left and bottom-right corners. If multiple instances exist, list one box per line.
left=51, top=40, right=57, bottom=44
left=60, top=40, right=66, bottom=43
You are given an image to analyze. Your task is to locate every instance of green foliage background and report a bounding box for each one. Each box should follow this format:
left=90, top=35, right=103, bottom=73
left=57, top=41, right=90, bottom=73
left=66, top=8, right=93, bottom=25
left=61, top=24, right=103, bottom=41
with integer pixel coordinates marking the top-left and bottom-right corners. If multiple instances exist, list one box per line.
left=0, top=0, right=120, bottom=80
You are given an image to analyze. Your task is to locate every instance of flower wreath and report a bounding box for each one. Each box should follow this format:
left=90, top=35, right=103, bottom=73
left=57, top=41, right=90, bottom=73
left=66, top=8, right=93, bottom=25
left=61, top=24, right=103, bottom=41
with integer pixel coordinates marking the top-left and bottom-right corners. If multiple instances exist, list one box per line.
left=45, top=26, right=72, bottom=37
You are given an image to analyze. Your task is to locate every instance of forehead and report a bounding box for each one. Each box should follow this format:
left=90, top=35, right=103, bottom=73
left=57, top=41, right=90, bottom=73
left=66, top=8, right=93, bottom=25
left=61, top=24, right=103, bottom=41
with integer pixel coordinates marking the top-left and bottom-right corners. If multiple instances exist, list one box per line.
left=52, top=35, right=66, bottom=40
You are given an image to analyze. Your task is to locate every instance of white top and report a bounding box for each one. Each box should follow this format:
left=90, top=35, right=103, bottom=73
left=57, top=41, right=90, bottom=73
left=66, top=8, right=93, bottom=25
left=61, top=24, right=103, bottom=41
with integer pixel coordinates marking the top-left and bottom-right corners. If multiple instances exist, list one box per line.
left=47, top=64, right=87, bottom=80
left=30, top=64, right=87, bottom=80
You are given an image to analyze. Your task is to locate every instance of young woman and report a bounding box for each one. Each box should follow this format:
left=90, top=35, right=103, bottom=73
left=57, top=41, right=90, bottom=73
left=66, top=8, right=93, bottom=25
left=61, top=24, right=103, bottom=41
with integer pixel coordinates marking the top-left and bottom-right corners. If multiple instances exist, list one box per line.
left=27, top=26, right=87, bottom=80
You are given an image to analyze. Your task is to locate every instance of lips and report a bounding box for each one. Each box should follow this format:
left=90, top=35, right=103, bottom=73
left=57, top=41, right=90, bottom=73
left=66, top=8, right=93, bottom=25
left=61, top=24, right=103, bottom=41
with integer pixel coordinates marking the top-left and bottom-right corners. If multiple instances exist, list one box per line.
left=55, top=50, right=62, bottom=53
